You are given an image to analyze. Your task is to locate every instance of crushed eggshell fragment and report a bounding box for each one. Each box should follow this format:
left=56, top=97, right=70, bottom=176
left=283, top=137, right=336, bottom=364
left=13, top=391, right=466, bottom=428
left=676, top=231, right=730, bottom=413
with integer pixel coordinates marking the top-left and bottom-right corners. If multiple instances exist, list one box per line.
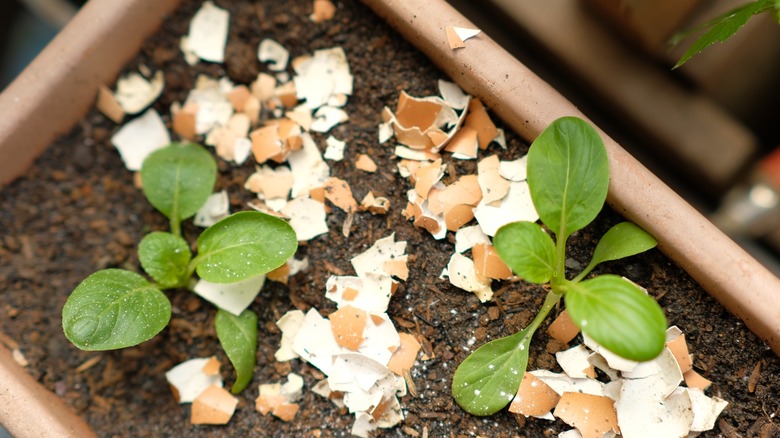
left=293, top=47, right=353, bottom=110
left=446, top=26, right=481, bottom=49
left=256, top=373, right=303, bottom=422
left=547, top=310, right=579, bottom=344
left=258, top=39, right=289, bottom=71
left=386, top=333, right=421, bottom=376
left=477, top=155, right=510, bottom=205
left=311, top=0, right=336, bottom=22
left=360, top=192, right=390, bottom=215
left=114, top=70, right=164, bottom=115
left=165, top=357, right=223, bottom=404
left=191, top=385, right=238, bottom=425
left=275, top=310, right=306, bottom=362
left=554, top=392, right=619, bottom=438
left=687, top=388, right=728, bottom=432
left=472, top=243, right=512, bottom=280
left=683, top=369, right=712, bottom=390
left=555, top=345, right=596, bottom=379
left=454, top=225, right=491, bottom=253
left=442, top=252, right=492, bottom=302
left=194, top=191, right=230, bottom=227
left=324, top=177, right=358, bottom=213
left=509, top=372, right=560, bottom=418
left=193, top=274, right=266, bottom=316
left=96, top=85, right=125, bottom=123
left=184, top=1, right=229, bottom=63
left=281, top=196, right=329, bottom=241
left=355, top=154, right=377, bottom=172
left=665, top=326, right=693, bottom=373
left=324, top=136, right=346, bottom=161
left=473, top=180, right=538, bottom=236
left=330, top=305, right=368, bottom=350
left=111, top=108, right=171, bottom=171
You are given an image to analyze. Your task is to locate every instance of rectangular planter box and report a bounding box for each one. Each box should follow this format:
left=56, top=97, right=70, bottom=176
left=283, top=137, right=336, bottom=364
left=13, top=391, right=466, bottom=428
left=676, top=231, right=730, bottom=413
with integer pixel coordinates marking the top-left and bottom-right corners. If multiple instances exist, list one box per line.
left=1, top=0, right=778, bottom=435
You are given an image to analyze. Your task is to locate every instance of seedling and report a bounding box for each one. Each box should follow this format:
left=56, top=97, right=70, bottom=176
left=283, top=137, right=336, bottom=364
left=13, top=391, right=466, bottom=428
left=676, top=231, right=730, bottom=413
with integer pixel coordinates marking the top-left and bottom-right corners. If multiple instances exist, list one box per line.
left=452, top=117, right=666, bottom=416
left=671, top=0, right=780, bottom=68
left=61, top=142, right=297, bottom=393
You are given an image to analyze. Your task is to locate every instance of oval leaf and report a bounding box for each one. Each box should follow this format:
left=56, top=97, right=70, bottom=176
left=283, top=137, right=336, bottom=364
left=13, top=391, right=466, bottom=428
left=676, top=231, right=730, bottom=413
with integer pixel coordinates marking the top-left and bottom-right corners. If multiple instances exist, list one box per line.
left=565, top=275, right=666, bottom=361
left=494, top=221, right=556, bottom=283
left=195, top=211, right=298, bottom=283
left=138, top=232, right=192, bottom=288
left=452, top=328, right=532, bottom=416
left=673, top=1, right=773, bottom=68
left=140, top=142, right=217, bottom=223
left=590, top=222, right=657, bottom=268
left=62, top=269, right=171, bottom=350
left=527, top=117, right=609, bottom=240
left=216, top=309, right=258, bottom=394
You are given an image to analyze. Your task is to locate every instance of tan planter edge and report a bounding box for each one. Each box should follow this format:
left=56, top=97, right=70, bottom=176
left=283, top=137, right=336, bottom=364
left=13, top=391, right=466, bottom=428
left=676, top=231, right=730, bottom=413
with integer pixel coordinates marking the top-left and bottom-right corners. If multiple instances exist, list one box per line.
left=0, top=0, right=777, bottom=435
left=0, top=0, right=179, bottom=186
left=0, top=344, right=95, bottom=437
left=359, top=0, right=780, bottom=355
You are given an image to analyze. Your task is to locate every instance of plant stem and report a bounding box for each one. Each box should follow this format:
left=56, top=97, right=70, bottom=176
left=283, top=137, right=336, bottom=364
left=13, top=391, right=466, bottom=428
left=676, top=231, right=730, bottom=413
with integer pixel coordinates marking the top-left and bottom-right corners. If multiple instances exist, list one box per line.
left=170, top=218, right=181, bottom=237
left=527, top=289, right=564, bottom=334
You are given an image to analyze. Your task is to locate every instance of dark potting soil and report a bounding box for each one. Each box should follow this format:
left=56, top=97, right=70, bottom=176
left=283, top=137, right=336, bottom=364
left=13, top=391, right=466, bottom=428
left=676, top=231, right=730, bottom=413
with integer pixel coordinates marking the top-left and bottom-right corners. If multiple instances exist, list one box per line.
left=1, top=0, right=778, bottom=436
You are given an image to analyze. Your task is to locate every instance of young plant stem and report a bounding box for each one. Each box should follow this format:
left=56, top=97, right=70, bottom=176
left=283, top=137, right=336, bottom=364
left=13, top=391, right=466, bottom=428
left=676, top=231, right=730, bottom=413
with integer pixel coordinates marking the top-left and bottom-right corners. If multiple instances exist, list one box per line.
left=170, top=217, right=182, bottom=237
left=528, top=290, right=564, bottom=336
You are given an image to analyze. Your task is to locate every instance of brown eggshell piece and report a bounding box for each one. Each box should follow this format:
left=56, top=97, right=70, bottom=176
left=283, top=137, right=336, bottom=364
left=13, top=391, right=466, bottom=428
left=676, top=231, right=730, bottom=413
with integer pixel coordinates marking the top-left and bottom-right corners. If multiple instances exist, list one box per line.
left=250, top=125, right=283, bottom=164
left=324, top=177, right=358, bottom=213
left=472, top=243, right=512, bottom=280
left=202, top=356, right=221, bottom=376
left=440, top=174, right=483, bottom=207
left=256, top=394, right=287, bottom=415
left=267, top=263, right=291, bottom=284
left=387, top=333, right=422, bottom=376
left=342, top=287, right=359, bottom=301
left=445, top=125, right=479, bottom=158
left=509, top=372, right=560, bottom=417
left=355, top=154, right=378, bottom=172
left=383, top=259, right=409, bottom=281
left=311, top=0, right=336, bottom=22
left=251, top=73, right=276, bottom=101
left=272, top=403, right=300, bottom=422
left=553, top=392, right=618, bottom=438
left=191, top=385, right=238, bottom=425
left=446, top=26, right=465, bottom=49
left=414, top=159, right=444, bottom=199
left=666, top=333, right=693, bottom=373
left=465, top=98, right=498, bottom=149
left=683, top=369, right=712, bottom=390
left=443, top=204, right=475, bottom=231
left=547, top=310, right=580, bottom=344
left=329, top=305, right=367, bottom=351
left=396, top=91, right=442, bottom=130
left=97, top=85, right=125, bottom=123
left=227, top=85, right=252, bottom=112
left=173, top=103, right=197, bottom=140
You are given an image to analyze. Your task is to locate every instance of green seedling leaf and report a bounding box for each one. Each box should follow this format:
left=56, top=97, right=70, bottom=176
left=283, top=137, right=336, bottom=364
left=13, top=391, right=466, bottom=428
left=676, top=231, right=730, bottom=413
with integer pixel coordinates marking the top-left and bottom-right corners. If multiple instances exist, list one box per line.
left=140, top=142, right=217, bottom=230
left=578, top=222, right=657, bottom=279
left=195, top=211, right=298, bottom=283
left=564, top=275, right=666, bottom=361
left=672, top=0, right=773, bottom=68
left=138, top=232, right=192, bottom=288
left=527, top=117, right=609, bottom=241
left=216, top=308, right=258, bottom=394
left=452, top=328, right=533, bottom=416
left=494, top=221, right=556, bottom=283
left=62, top=269, right=171, bottom=350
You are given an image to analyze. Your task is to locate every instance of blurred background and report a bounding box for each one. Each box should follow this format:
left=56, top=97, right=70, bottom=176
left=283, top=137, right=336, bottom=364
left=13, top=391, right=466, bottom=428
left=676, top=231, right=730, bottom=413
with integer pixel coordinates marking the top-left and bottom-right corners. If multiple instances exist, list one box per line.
left=448, top=0, right=780, bottom=274
left=2, top=0, right=780, bottom=274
